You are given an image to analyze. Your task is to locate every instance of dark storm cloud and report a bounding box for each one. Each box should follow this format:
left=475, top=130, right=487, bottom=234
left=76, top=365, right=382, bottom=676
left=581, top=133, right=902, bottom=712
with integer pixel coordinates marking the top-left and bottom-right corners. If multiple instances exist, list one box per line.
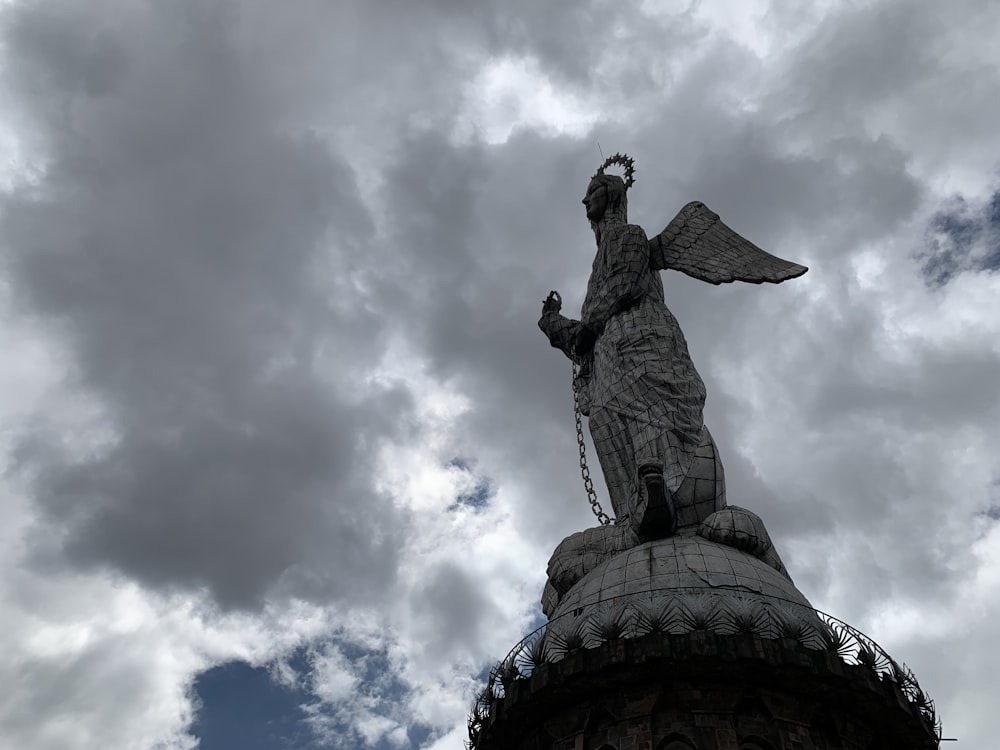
left=411, top=0, right=706, bottom=90
left=1, top=0, right=410, bottom=607
left=408, top=561, right=501, bottom=659
left=773, top=0, right=1000, bottom=177
left=778, top=0, right=940, bottom=116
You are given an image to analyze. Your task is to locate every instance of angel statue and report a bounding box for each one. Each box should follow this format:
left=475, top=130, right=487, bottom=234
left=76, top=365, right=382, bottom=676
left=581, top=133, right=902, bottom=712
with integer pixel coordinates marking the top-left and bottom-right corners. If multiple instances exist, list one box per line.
left=538, top=154, right=807, bottom=613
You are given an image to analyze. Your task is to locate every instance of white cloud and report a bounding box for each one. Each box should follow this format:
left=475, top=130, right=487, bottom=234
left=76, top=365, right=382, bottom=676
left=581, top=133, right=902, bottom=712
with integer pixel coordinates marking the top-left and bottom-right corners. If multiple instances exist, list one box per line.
left=456, top=55, right=602, bottom=145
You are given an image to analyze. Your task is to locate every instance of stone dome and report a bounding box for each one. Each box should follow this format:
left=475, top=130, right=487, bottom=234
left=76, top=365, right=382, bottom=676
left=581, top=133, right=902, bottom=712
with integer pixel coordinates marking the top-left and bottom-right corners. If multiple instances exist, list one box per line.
left=548, top=534, right=821, bottom=637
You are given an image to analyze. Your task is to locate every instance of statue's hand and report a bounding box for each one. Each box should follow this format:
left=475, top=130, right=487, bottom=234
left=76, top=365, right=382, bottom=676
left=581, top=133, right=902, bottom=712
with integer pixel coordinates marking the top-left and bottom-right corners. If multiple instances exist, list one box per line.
left=541, top=290, right=562, bottom=315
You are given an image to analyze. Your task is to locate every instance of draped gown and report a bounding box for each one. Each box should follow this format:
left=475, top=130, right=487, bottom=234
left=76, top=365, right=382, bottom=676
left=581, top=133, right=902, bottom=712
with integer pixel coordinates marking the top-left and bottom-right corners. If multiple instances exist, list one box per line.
left=539, top=211, right=707, bottom=527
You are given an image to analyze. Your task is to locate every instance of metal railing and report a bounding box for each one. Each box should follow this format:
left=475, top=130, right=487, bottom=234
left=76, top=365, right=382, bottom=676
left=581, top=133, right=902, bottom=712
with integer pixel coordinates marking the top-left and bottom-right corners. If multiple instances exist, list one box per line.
left=467, top=587, right=939, bottom=748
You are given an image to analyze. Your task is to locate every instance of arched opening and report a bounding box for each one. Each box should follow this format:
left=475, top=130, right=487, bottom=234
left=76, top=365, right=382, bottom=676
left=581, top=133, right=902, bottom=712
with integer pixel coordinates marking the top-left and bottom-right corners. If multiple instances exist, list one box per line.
left=733, top=693, right=775, bottom=746
left=656, top=733, right=697, bottom=750
left=738, top=735, right=776, bottom=750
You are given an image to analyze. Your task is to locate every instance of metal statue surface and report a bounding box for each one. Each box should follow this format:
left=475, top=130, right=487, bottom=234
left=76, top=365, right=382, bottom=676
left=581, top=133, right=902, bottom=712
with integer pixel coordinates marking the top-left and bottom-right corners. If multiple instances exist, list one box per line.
left=538, top=155, right=806, bottom=611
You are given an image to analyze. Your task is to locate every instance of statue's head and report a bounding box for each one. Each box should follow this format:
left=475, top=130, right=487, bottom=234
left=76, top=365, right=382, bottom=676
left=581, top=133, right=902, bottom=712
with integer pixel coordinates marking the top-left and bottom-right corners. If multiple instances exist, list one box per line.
left=583, top=174, right=627, bottom=223
left=585, top=153, right=635, bottom=225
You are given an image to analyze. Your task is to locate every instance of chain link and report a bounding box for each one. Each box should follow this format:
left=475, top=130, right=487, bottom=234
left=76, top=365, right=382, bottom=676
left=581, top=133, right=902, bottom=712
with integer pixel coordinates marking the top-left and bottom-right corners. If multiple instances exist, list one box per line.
left=572, top=363, right=612, bottom=526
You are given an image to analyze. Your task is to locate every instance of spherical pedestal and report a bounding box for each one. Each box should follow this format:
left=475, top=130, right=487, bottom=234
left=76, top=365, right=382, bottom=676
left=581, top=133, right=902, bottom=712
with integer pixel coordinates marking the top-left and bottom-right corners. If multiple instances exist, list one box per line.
left=549, top=535, right=810, bottom=624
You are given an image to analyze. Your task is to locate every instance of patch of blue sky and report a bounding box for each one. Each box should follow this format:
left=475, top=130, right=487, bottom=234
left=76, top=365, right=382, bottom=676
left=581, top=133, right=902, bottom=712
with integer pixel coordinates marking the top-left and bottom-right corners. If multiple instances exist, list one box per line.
left=194, top=643, right=435, bottom=750
left=192, top=654, right=320, bottom=750
left=921, top=188, right=1000, bottom=286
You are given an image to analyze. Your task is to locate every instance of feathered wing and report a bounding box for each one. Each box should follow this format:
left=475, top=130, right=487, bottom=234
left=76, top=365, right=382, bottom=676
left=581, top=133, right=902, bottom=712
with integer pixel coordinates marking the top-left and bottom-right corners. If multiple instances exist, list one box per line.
left=648, top=201, right=808, bottom=285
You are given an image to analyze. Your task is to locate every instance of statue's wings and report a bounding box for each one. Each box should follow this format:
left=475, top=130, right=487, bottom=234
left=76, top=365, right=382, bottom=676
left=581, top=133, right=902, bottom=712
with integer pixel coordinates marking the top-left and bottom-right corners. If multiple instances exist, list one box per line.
left=649, top=201, right=807, bottom=285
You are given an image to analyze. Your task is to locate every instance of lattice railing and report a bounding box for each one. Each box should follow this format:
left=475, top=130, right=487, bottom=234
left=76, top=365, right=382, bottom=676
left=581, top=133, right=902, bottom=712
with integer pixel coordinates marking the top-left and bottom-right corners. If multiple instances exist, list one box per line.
left=466, top=588, right=939, bottom=749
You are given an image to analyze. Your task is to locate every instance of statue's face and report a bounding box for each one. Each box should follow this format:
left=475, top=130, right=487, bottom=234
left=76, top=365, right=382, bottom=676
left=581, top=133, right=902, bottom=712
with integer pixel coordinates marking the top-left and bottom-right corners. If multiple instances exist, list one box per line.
left=582, top=179, right=608, bottom=222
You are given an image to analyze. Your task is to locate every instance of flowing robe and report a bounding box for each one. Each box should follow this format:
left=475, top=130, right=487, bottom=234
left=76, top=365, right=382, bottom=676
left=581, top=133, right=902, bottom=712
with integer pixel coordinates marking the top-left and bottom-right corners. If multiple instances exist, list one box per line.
left=540, top=218, right=707, bottom=526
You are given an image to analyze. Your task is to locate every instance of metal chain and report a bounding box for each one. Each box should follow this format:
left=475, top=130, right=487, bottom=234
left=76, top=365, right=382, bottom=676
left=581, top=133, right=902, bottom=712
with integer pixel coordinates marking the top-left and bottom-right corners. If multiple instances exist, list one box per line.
left=572, top=363, right=612, bottom=526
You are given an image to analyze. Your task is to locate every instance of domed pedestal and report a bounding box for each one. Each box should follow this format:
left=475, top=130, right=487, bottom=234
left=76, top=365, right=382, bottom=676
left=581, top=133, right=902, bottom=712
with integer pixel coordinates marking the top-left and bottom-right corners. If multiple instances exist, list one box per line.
left=469, top=538, right=939, bottom=750
left=548, top=535, right=809, bottom=624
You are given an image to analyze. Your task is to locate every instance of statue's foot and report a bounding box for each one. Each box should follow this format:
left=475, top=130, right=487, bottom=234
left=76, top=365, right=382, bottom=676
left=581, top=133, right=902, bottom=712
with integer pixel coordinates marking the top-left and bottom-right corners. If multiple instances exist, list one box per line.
left=636, top=466, right=676, bottom=541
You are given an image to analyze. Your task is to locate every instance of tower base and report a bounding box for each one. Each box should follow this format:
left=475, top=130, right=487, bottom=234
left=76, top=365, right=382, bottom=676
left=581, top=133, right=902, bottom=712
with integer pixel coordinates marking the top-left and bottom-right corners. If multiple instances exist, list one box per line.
left=478, top=631, right=937, bottom=750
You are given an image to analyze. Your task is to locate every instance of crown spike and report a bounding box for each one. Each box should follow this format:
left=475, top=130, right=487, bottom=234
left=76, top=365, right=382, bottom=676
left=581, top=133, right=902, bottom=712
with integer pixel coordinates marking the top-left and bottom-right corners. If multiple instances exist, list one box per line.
left=592, top=152, right=636, bottom=189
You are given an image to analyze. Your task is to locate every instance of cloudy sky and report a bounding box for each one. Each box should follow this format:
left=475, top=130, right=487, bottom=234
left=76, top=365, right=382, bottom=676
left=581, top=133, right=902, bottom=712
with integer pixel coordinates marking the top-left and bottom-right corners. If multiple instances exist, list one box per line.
left=0, top=0, right=998, bottom=747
